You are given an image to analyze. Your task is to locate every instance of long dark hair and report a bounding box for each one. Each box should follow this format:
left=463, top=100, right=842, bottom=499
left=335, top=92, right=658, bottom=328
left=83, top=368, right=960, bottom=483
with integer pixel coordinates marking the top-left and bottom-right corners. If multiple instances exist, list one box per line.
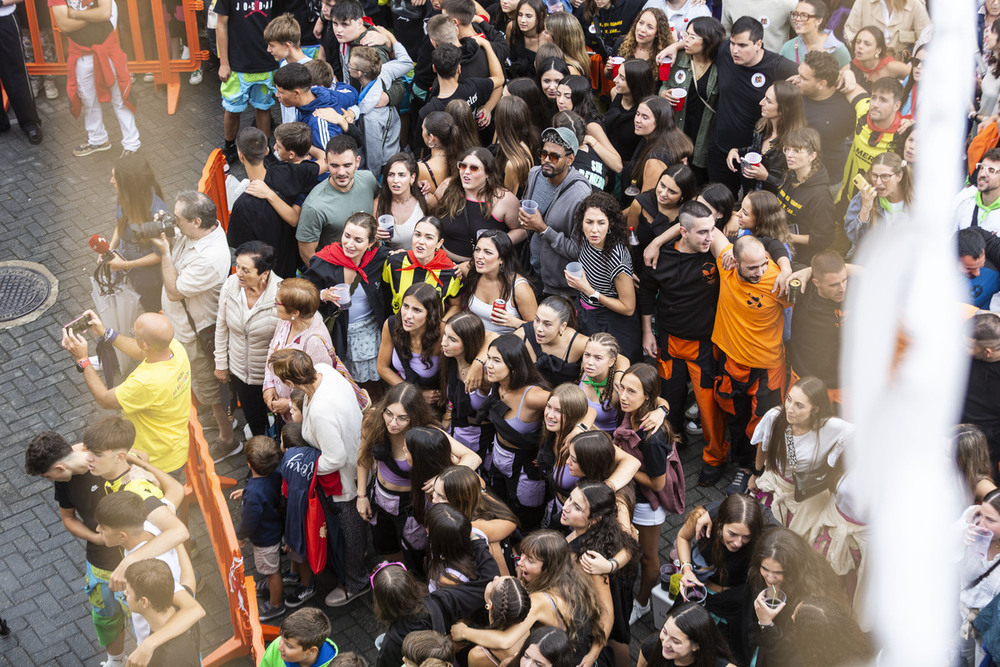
left=687, top=16, right=725, bottom=61
left=437, top=465, right=519, bottom=526
left=560, top=75, right=602, bottom=125
left=506, top=77, right=552, bottom=138
left=393, top=282, right=444, bottom=369
left=372, top=564, right=426, bottom=624
left=655, top=163, right=698, bottom=205
left=444, top=311, right=486, bottom=367
left=423, top=111, right=465, bottom=173
left=489, top=333, right=548, bottom=391
left=571, top=191, right=629, bottom=260
left=764, top=376, right=834, bottom=476
left=436, top=147, right=506, bottom=221
left=376, top=152, right=428, bottom=218
left=747, top=526, right=845, bottom=617
left=463, top=229, right=524, bottom=308
left=407, top=427, right=456, bottom=525
left=540, top=383, right=591, bottom=478
left=512, top=627, right=576, bottom=667
left=708, top=494, right=765, bottom=583
left=621, top=58, right=657, bottom=105
left=494, top=96, right=538, bottom=191
left=645, top=603, right=736, bottom=667
left=571, top=481, right=640, bottom=576
left=359, top=383, right=440, bottom=470
left=488, top=576, right=532, bottom=629
left=621, top=363, right=662, bottom=427
left=633, top=96, right=694, bottom=190
left=445, top=100, right=482, bottom=159
left=507, top=0, right=545, bottom=43
left=425, top=503, right=476, bottom=585
left=787, top=597, right=874, bottom=666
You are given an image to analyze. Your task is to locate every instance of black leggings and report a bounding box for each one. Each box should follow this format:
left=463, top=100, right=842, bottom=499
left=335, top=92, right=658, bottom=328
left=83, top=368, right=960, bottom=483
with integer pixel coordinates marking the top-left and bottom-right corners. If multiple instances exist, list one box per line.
left=231, top=376, right=269, bottom=437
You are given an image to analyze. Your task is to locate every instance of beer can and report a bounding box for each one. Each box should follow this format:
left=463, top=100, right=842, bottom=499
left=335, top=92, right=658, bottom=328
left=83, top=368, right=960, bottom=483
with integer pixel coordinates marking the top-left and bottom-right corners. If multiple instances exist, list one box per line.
left=788, top=279, right=802, bottom=304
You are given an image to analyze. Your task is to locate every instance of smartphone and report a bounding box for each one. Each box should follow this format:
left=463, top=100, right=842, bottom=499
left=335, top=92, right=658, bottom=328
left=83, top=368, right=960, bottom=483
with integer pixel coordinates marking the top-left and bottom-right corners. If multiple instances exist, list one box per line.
left=64, top=314, right=90, bottom=336
left=852, top=173, right=868, bottom=191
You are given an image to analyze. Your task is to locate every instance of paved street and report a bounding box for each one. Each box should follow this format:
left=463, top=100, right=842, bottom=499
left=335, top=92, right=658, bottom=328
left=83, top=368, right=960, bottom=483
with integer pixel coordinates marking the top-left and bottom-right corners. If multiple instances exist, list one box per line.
left=0, top=75, right=734, bottom=665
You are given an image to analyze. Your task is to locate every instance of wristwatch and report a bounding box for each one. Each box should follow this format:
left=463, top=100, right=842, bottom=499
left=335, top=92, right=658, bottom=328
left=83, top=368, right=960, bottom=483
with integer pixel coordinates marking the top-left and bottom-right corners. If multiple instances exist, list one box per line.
left=76, top=358, right=92, bottom=373
left=589, top=291, right=600, bottom=302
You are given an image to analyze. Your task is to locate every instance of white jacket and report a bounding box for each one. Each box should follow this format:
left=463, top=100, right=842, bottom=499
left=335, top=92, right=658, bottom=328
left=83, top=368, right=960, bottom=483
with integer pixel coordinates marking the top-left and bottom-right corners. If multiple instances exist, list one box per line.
left=214, top=273, right=282, bottom=385
left=953, top=186, right=1000, bottom=236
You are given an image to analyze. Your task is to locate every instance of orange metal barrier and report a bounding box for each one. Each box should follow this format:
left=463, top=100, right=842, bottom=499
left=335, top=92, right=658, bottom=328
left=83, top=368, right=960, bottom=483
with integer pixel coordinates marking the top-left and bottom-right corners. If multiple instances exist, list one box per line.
left=198, top=148, right=230, bottom=232
left=184, top=406, right=279, bottom=666
left=21, top=0, right=207, bottom=114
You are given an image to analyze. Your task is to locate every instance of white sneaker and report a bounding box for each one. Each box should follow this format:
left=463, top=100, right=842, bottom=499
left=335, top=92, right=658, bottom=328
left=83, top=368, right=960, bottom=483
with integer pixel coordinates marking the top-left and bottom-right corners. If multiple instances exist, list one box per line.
left=190, top=68, right=204, bottom=85
left=181, top=45, right=190, bottom=60
left=685, top=403, right=700, bottom=421
left=628, top=599, right=650, bottom=625
left=143, top=72, right=155, bottom=83
left=30, top=78, right=41, bottom=97
left=43, top=79, right=59, bottom=99
left=685, top=420, right=702, bottom=436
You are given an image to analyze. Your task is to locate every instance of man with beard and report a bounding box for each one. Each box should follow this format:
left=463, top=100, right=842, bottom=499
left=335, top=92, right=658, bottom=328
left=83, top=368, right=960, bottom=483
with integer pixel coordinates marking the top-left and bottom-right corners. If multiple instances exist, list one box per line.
left=955, top=148, right=1000, bottom=236
left=518, top=127, right=593, bottom=299
left=711, top=235, right=789, bottom=493
left=787, top=250, right=850, bottom=408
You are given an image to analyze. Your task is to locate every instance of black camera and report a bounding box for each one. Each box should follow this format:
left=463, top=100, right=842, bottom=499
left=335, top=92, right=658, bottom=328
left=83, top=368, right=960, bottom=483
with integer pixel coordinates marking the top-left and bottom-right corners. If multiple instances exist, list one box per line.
left=135, top=214, right=177, bottom=240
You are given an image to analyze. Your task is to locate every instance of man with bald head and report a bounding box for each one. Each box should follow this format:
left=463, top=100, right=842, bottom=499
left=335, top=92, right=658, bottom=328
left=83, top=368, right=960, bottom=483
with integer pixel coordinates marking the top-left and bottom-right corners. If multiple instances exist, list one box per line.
left=711, top=235, right=790, bottom=494
left=62, top=310, right=192, bottom=475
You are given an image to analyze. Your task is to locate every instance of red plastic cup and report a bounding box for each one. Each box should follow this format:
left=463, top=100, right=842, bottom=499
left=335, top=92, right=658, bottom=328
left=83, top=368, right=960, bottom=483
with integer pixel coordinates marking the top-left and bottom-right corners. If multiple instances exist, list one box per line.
left=609, top=57, right=624, bottom=80
left=658, top=58, right=673, bottom=82
left=669, top=88, right=687, bottom=112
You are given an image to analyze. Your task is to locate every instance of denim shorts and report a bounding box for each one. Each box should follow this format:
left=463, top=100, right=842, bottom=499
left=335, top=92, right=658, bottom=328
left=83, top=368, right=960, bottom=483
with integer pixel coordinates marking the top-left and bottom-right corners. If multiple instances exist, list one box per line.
left=220, top=71, right=276, bottom=113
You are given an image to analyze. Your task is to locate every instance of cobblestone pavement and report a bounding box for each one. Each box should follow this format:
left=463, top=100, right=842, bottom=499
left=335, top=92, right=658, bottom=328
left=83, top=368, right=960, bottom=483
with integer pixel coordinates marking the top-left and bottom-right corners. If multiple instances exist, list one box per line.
left=0, top=77, right=735, bottom=665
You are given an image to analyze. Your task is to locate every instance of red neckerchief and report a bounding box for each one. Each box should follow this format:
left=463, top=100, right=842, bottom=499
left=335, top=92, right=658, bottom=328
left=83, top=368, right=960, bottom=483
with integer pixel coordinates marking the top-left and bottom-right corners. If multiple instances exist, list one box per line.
left=867, top=109, right=903, bottom=136
left=853, top=56, right=894, bottom=79
left=314, top=242, right=378, bottom=283
left=398, top=249, right=455, bottom=287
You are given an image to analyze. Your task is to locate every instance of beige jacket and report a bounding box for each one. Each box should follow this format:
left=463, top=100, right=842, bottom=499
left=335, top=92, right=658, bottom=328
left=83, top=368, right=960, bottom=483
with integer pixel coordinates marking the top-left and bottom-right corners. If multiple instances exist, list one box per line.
left=843, top=0, right=930, bottom=57
left=214, top=272, right=282, bottom=385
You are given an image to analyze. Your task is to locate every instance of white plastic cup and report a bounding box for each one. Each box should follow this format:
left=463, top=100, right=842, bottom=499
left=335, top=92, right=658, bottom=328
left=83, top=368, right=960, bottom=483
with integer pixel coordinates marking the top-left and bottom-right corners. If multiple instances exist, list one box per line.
left=378, top=215, right=395, bottom=240
left=565, top=261, right=583, bottom=278
left=761, top=587, right=786, bottom=609
left=972, top=524, right=994, bottom=560
left=521, top=199, right=539, bottom=216
left=683, top=581, right=708, bottom=605
left=332, top=283, right=352, bottom=309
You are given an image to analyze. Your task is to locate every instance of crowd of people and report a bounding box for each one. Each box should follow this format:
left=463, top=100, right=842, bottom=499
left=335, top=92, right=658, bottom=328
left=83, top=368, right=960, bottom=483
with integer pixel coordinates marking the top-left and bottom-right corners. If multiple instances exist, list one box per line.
left=19, top=0, right=1000, bottom=664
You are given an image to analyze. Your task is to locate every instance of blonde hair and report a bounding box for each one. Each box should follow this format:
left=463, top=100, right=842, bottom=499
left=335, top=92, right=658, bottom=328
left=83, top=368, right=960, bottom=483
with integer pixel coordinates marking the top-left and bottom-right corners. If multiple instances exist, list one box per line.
left=544, top=12, right=590, bottom=75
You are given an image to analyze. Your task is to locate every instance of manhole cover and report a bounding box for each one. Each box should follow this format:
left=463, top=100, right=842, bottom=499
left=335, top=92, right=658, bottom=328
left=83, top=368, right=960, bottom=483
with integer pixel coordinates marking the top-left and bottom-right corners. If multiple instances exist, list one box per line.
left=0, top=261, right=59, bottom=329
left=0, top=266, right=51, bottom=321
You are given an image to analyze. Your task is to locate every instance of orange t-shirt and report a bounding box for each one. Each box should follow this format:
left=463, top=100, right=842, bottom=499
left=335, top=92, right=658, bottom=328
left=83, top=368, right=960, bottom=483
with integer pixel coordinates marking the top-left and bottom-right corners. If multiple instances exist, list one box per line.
left=711, top=244, right=788, bottom=369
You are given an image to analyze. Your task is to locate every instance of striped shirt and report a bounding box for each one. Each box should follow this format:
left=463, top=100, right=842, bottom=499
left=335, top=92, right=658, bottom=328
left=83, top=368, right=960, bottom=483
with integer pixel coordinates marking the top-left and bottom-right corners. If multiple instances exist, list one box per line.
left=383, top=252, right=463, bottom=313
left=579, top=242, right=633, bottom=307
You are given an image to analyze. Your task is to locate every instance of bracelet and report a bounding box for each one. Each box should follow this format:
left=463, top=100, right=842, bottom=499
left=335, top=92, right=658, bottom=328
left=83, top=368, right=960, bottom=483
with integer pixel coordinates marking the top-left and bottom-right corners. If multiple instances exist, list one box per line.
left=475, top=357, right=486, bottom=365
left=657, top=404, right=669, bottom=416
left=124, top=260, right=132, bottom=272
left=104, top=328, right=119, bottom=344
left=680, top=562, right=694, bottom=572
left=357, top=493, right=367, bottom=499
left=608, top=557, right=619, bottom=573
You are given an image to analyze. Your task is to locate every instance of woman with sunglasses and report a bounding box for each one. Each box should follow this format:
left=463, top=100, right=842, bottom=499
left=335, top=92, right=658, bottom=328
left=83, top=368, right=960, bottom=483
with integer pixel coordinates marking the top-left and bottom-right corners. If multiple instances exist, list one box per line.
left=481, top=334, right=552, bottom=531
left=659, top=17, right=725, bottom=186
left=463, top=230, right=538, bottom=335
left=451, top=531, right=607, bottom=667
left=844, top=151, right=913, bottom=260
left=427, top=147, right=525, bottom=264
left=372, top=558, right=499, bottom=667
left=773, top=127, right=834, bottom=265
left=357, top=386, right=481, bottom=567
left=378, top=283, right=446, bottom=407
left=779, top=1, right=850, bottom=67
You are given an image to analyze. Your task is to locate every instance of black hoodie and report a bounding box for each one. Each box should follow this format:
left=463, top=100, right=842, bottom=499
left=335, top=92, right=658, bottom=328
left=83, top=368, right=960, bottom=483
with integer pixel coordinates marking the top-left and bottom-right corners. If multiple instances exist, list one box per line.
left=776, top=164, right=835, bottom=266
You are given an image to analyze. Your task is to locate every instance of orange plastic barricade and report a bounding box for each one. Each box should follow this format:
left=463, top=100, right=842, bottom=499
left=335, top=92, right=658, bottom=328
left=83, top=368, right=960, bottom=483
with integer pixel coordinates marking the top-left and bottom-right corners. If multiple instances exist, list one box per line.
left=184, top=406, right=278, bottom=666
left=198, top=148, right=230, bottom=232
left=21, top=0, right=207, bottom=114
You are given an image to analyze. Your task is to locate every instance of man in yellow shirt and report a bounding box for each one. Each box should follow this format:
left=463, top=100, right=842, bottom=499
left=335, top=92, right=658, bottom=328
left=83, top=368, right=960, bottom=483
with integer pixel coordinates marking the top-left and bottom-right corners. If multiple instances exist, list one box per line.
left=711, top=236, right=789, bottom=494
left=62, top=311, right=191, bottom=475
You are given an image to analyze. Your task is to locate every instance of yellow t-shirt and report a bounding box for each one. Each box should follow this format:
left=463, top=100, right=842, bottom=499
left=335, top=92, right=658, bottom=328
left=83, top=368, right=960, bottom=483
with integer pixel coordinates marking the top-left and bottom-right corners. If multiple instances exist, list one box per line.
left=115, top=339, right=192, bottom=473
left=711, top=245, right=788, bottom=369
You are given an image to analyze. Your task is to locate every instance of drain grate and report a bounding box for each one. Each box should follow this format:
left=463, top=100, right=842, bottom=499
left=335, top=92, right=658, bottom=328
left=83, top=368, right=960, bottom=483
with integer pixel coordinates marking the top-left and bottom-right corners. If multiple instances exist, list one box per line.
left=0, top=265, right=53, bottom=322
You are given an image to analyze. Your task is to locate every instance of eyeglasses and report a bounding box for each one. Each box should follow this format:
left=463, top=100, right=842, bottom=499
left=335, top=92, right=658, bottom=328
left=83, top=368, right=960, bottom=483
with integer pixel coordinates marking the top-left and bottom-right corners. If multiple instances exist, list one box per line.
left=539, top=149, right=571, bottom=162
left=274, top=300, right=283, bottom=306
left=370, top=561, right=406, bottom=590
left=458, top=161, right=482, bottom=173
left=383, top=408, right=411, bottom=424
left=869, top=172, right=898, bottom=182
left=782, top=146, right=810, bottom=155
left=789, top=11, right=816, bottom=20
left=979, top=163, right=1000, bottom=176
left=683, top=31, right=702, bottom=41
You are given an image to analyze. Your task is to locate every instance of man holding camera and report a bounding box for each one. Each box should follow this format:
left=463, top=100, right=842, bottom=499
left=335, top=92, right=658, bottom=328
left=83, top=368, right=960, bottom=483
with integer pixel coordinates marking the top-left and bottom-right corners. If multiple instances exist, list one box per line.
left=61, top=311, right=191, bottom=475
left=150, top=191, right=237, bottom=460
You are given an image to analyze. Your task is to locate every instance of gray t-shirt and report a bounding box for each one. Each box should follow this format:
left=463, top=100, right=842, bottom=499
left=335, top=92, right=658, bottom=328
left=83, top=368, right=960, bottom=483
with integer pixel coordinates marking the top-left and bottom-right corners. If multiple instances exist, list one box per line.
left=296, top=170, right=379, bottom=250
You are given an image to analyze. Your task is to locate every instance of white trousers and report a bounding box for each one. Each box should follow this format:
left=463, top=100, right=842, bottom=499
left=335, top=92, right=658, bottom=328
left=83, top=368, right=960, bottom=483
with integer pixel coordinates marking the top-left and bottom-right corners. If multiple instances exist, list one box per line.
left=75, top=53, right=140, bottom=150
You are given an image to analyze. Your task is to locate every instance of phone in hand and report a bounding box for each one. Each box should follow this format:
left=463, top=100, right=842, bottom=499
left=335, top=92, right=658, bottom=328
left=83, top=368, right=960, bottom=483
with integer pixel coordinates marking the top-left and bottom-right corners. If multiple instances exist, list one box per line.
left=853, top=173, right=869, bottom=191
left=64, top=314, right=90, bottom=336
